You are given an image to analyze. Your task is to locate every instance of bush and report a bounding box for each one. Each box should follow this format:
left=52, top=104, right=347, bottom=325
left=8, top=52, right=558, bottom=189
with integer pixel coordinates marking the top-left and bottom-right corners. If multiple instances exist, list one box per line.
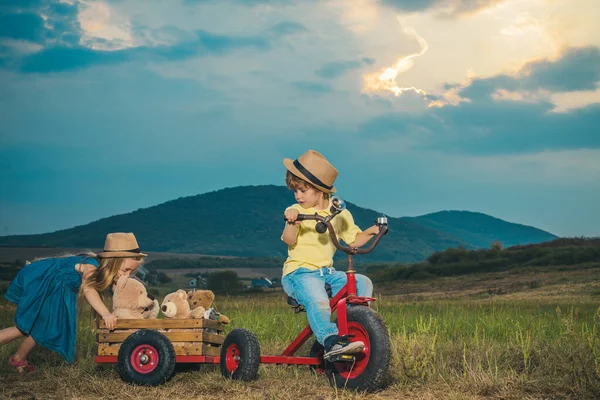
left=370, top=239, right=600, bottom=283
left=207, top=271, right=244, bottom=294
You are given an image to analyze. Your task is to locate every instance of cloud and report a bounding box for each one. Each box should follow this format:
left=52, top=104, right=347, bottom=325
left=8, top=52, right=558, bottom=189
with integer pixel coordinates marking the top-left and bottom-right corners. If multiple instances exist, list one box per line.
left=18, top=29, right=272, bottom=73
left=519, top=47, right=600, bottom=92
left=456, top=47, right=600, bottom=102
left=0, top=12, right=46, bottom=43
left=183, top=0, right=307, bottom=5
left=292, top=81, right=335, bottom=94
left=0, top=0, right=82, bottom=47
left=360, top=96, right=599, bottom=154
left=357, top=47, right=600, bottom=154
left=267, top=21, right=307, bottom=37
left=381, top=0, right=506, bottom=17
left=0, top=0, right=306, bottom=73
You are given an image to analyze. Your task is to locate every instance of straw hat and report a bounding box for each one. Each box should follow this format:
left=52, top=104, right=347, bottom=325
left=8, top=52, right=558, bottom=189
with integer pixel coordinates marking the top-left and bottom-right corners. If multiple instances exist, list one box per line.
left=283, top=149, right=338, bottom=194
left=97, top=232, right=148, bottom=258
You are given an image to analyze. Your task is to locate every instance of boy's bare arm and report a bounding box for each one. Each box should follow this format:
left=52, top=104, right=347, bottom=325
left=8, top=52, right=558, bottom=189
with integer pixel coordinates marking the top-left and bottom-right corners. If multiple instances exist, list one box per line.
left=282, top=208, right=301, bottom=245
left=349, top=225, right=379, bottom=248
left=282, top=224, right=299, bottom=246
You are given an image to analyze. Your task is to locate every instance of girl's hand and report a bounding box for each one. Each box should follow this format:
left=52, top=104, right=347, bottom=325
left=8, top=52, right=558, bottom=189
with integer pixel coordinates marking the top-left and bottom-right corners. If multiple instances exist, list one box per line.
left=284, top=209, right=301, bottom=224
left=103, top=313, right=117, bottom=330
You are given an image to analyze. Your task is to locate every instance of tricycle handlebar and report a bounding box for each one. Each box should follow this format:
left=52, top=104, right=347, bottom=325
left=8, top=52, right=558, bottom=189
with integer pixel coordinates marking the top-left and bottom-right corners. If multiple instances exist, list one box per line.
left=285, top=213, right=388, bottom=255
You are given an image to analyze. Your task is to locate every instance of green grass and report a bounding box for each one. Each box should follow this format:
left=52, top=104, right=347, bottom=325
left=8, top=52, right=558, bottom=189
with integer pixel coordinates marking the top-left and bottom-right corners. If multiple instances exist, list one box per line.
left=2, top=275, right=600, bottom=399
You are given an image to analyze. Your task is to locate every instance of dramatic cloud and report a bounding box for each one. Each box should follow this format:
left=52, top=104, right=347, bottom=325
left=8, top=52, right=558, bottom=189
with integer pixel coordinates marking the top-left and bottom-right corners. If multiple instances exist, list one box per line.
left=381, top=0, right=506, bottom=17
left=316, top=58, right=375, bottom=79
left=0, top=0, right=599, bottom=237
left=292, top=81, right=335, bottom=94
left=519, top=47, right=600, bottom=92
left=0, top=12, right=46, bottom=43
left=359, top=47, right=600, bottom=154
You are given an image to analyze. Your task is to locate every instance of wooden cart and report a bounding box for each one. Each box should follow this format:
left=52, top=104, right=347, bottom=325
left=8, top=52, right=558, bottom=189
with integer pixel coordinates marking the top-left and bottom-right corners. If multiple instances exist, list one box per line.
left=95, top=318, right=225, bottom=386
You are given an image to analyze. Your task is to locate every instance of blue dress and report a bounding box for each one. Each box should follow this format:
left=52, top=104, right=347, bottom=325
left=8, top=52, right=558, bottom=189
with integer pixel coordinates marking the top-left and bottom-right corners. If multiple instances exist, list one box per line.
left=4, top=255, right=100, bottom=363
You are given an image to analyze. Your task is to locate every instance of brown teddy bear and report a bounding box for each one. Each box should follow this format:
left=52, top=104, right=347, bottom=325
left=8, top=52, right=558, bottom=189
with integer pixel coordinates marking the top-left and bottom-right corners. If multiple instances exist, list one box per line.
left=161, top=289, right=205, bottom=319
left=112, top=276, right=159, bottom=319
left=187, top=289, right=230, bottom=324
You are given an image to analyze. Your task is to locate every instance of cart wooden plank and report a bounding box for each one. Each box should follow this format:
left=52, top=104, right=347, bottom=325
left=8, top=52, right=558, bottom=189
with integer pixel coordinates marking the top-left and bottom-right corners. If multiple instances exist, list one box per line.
left=97, top=343, right=221, bottom=357
left=97, top=318, right=224, bottom=331
left=97, top=331, right=224, bottom=345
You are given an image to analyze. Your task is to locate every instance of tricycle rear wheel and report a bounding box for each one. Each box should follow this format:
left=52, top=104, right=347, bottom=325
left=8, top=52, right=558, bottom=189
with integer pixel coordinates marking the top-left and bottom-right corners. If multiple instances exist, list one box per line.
left=220, top=328, right=261, bottom=381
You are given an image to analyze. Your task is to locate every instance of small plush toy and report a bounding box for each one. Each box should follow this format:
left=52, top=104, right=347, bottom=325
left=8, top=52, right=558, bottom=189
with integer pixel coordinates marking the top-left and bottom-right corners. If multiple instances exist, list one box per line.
left=112, top=276, right=159, bottom=319
left=187, top=289, right=230, bottom=324
left=161, top=289, right=205, bottom=319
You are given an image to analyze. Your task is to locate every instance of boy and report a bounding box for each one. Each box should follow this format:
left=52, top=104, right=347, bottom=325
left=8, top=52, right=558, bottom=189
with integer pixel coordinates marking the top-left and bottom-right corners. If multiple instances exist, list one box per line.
left=281, top=149, right=379, bottom=360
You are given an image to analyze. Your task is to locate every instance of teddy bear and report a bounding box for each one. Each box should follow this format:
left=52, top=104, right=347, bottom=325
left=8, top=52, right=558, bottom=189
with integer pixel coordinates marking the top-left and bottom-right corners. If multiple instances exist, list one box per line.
left=112, top=276, right=159, bottom=319
left=187, top=289, right=230, bottom=324
left=161, top=289, right=205, bottom=319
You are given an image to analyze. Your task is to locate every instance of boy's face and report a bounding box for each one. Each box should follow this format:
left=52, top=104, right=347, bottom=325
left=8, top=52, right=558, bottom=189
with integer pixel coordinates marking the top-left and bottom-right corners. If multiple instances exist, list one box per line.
left=293, top=186, right=325, bottom=209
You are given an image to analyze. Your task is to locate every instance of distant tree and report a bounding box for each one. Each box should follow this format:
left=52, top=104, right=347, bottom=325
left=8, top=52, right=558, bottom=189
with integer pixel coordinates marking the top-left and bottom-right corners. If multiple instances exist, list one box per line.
left=207, top=270, right=244, bottom=294
left=491, top=241, right=503, bottom=251
left=157, top=271, right=172, bottom=284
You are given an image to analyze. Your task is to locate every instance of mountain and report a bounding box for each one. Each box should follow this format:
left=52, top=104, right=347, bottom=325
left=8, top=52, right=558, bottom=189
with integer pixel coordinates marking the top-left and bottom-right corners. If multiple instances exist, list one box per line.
left=0, top=185, right=557, bottom=262
left=411, top=210, right=557, bottom=248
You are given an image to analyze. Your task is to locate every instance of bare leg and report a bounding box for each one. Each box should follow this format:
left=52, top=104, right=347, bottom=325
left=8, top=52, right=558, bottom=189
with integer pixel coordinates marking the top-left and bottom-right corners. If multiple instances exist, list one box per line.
left=0, top=326, right=24, bottom=345
left=13, top=336, right=37, bottom=362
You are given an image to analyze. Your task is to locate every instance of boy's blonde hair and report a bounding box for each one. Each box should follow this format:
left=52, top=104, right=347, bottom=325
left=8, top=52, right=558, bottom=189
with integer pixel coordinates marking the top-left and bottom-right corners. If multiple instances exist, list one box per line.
left=286, top=171, right=330, bottom=201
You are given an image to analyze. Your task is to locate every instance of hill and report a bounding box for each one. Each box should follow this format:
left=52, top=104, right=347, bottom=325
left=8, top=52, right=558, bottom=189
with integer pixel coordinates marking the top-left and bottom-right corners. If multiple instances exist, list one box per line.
left=412, top=210, right=556, bottom=248
left=0, top=185, right=557, bottom=262
left=366, top=237, right=600, bottom=282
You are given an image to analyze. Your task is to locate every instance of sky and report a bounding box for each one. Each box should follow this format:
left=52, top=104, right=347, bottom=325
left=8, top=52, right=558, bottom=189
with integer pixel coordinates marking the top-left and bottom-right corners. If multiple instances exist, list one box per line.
left=0, top=0, right=599, bottom=238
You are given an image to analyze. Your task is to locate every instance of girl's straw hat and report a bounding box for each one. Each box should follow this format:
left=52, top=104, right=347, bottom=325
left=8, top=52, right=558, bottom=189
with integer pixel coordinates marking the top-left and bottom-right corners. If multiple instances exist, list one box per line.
left=283, top=149, right=338, bottom=194
left=97, top=232, right=148, bottom=258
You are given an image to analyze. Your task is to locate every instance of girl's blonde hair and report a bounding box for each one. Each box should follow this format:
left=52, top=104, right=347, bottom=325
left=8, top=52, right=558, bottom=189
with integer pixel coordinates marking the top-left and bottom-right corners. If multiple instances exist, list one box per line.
left=285, top=171, right=330, bottom=200
left=79, top=255, right=143, bottom=295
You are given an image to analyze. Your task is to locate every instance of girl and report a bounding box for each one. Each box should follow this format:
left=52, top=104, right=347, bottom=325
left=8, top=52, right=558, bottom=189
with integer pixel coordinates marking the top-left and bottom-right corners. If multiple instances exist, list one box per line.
left=0, top=232, right=147, bottom=373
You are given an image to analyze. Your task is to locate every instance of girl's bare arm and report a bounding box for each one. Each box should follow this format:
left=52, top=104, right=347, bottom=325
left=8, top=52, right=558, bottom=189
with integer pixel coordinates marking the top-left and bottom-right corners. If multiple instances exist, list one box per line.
left=81, top=267, right=117, bottom=329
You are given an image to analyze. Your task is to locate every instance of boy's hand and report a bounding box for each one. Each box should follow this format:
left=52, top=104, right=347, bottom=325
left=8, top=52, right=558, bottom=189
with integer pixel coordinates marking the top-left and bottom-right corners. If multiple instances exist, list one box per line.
left=284, top=209, right=301, bottom=225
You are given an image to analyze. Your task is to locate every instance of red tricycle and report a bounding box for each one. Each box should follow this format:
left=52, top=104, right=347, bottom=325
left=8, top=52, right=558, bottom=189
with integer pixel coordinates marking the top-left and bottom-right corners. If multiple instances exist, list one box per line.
left=95, top=197, right=391, bottom=392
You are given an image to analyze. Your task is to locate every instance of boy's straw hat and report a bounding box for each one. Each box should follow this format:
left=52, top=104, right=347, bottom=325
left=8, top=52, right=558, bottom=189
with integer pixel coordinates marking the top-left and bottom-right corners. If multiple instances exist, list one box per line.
left=283, top=150, right=338, bottom=194
left=97, top=232, right=148, bottom=258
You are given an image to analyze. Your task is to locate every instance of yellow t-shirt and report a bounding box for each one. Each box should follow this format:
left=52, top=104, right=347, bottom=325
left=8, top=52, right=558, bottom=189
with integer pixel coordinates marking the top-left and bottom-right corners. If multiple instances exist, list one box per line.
left=282, top=202, right=362, bottom=276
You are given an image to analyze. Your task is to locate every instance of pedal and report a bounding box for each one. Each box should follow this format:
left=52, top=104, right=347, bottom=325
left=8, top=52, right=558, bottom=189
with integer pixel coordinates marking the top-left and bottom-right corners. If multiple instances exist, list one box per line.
left=327, top=354, right=355, bottom=363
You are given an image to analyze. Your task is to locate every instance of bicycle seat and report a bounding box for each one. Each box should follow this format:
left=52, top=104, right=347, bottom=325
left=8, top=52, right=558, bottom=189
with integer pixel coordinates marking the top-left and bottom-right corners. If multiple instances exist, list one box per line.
left=287, top=283, right=332, bottom=313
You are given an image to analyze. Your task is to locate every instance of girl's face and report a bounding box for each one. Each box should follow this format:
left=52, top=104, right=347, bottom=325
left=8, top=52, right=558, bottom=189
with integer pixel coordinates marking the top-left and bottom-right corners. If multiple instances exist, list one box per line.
left=118, top=257, right=143, bottom=279
left=294, top=186, right=326, bottom=209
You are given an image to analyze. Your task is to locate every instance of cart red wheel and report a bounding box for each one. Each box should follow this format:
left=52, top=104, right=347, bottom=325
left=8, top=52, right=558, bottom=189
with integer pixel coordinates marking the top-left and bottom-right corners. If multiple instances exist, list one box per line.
left=220, top=329, right=260, bottom=381
left=130, top=344, right=160, bottom=374
left=117, top=330, right=176, bottom=386
left=327, top=306, right=391, bottom=392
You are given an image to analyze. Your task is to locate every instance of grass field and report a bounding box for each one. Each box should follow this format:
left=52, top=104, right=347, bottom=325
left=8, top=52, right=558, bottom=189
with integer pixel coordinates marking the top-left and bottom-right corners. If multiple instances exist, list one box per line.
left=1, top=264, right=600, bottom=400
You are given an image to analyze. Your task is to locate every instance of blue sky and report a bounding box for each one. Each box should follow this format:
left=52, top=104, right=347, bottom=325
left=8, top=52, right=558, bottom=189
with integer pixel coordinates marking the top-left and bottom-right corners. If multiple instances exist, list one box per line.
left=0, top=0, right=599, bottom=237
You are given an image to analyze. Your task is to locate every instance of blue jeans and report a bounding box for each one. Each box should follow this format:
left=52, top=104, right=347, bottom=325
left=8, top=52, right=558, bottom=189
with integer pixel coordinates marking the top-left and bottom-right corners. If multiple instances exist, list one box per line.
left=282, top=267, right=373, bottom=345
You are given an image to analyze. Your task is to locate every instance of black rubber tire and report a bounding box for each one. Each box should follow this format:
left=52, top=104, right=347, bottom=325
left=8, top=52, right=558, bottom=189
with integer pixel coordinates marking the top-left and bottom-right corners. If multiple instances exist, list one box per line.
left=309, top=340, right=326, bottom=375
left=327, top=306, right=391, bottom=392
left=220, top=328, right=261, bottom=381
left=117, top=329, right=176, bottom=386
